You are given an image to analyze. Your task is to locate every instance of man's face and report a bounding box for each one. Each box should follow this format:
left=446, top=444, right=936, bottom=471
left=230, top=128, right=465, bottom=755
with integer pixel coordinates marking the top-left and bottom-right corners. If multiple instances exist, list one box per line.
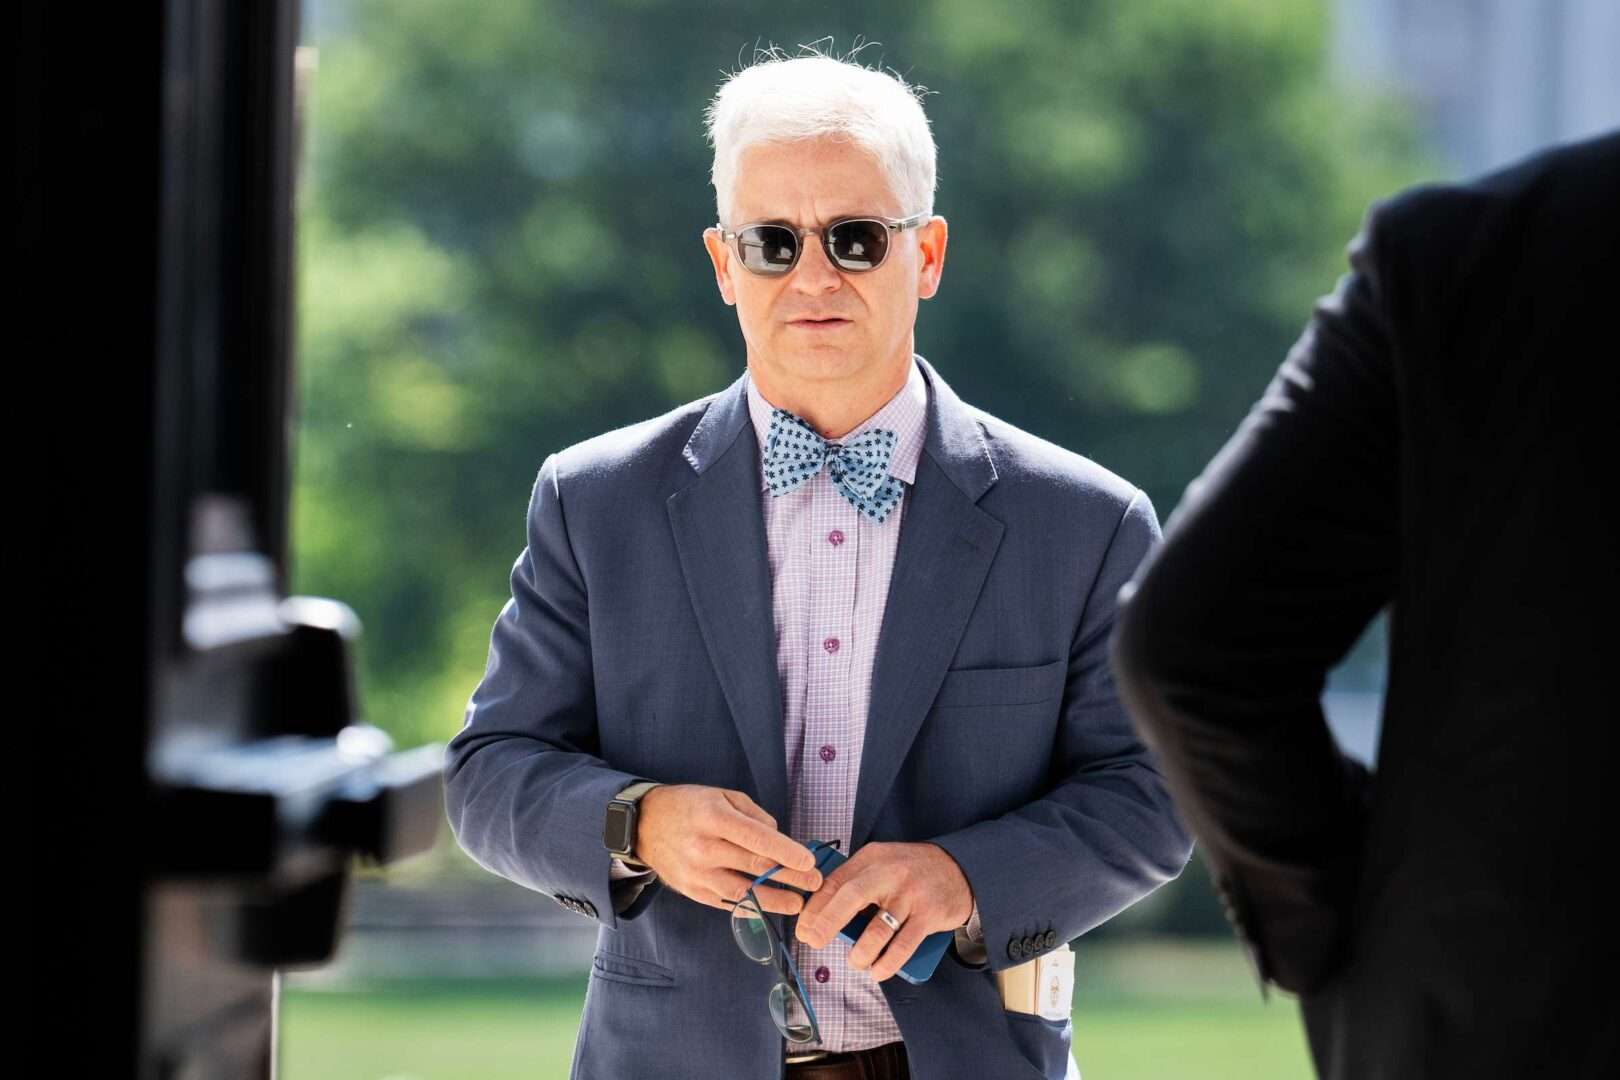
left=703, top=137, right=946, bottom=388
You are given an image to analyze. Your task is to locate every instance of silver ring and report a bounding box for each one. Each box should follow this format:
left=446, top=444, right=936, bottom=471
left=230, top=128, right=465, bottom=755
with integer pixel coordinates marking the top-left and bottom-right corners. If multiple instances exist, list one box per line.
left=876, top=908, right=902, bottom=932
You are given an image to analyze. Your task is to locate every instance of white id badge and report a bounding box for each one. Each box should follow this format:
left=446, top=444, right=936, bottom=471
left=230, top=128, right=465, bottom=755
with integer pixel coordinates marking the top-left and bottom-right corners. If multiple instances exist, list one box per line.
left=1035, top=945, right=1075, bottom=1021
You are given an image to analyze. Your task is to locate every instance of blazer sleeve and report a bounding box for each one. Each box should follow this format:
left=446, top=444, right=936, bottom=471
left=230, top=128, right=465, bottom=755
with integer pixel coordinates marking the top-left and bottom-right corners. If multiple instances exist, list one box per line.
left=1110, top=197, right=1400, bottom=995
left=443, top=451, right=664, bottom=928
left=930, top=489, right=1196, bottom=972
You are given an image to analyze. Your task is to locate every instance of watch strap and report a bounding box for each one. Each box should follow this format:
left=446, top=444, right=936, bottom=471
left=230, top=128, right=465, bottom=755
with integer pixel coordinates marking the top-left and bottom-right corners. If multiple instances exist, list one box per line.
left=615, top=779, right=661, bottom=802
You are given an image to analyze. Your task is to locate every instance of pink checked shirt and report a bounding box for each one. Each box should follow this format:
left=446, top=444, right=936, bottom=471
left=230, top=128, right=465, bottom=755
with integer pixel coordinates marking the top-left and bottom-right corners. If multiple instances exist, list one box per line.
left=613, top=353, right=984, bottom=1052
left=751, top=353, right=923, bottom=1052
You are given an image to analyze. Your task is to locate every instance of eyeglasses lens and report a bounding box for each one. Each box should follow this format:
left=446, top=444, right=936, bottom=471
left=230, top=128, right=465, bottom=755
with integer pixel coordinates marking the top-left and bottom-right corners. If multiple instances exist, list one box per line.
left=769, top=981, right=817, bottom=1042
left=730, top=894, right=774, bottom=962
left=738, top=225, right=799, bottom=273
left=827, top=219, right=889, bottom=271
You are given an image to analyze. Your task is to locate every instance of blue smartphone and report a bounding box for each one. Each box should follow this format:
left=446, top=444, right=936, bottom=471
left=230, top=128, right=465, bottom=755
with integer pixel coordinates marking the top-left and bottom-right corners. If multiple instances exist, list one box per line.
left=770, top=839, right=952, bottom=985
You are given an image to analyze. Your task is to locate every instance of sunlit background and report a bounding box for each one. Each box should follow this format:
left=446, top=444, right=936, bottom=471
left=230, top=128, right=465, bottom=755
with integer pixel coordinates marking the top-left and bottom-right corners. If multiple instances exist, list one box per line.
left=277, top=1, right=1618, bottom=1076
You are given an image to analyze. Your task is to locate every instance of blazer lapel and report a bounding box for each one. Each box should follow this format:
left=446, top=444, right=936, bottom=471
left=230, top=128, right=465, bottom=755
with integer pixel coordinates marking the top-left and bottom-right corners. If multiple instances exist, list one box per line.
left=851, top=356, right=1004, bottom=850
left=665, top=373, right=791, bottom=827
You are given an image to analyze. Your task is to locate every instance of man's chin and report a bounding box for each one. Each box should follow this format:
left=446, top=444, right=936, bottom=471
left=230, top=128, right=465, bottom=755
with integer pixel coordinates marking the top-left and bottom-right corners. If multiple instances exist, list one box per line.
left=770, top=343, right=870, bottom=380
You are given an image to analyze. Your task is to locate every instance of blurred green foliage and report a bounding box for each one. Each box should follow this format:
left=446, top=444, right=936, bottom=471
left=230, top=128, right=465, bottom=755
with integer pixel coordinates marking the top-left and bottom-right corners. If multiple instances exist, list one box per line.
left=290, top=0, right=1425, bottom=766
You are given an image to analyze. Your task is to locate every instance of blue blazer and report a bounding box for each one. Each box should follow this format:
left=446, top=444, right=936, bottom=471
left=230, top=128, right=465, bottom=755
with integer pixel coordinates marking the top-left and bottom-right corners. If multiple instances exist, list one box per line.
left=444, top=355, right=1193, bottom=1079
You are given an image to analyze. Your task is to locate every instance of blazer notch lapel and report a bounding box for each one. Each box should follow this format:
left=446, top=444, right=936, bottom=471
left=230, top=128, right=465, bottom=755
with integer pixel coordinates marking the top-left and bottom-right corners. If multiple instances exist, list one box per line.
left=665, top=378, right=791, bottom=827
left=852, top=358, right=1005, bottom=849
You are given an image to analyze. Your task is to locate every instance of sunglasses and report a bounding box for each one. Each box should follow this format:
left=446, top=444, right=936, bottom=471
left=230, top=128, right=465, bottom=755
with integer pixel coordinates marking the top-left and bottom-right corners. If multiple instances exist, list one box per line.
left=725, top=838, right=844, bottom=1044
left=716, top=212, right=930, bottom=276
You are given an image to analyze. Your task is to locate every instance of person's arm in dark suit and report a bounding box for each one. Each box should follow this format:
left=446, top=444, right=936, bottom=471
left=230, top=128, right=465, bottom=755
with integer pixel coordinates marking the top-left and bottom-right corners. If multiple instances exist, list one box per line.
left=1110, top=198, right=1401, bottom=995
left=442, top=452, right=664, bottom=927
left=931, top=490, right=1196, bottom=972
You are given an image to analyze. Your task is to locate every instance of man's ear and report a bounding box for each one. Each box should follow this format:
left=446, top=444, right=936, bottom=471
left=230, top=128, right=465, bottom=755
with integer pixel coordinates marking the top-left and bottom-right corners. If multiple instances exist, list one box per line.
left=701, top=228, right=737, bottom=307
left=916, top=215, right=947, bottom=301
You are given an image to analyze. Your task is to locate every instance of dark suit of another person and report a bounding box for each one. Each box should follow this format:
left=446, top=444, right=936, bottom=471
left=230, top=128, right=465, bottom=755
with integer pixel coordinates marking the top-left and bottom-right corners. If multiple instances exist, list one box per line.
left=1110, top=129, right=1619, bottom=1079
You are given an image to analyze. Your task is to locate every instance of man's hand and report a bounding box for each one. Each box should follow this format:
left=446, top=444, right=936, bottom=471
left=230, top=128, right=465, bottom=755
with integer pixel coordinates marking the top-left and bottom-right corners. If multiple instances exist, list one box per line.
left=794, top=842, right=974, bottom=982
left=634, top=784, right=823, bottom=916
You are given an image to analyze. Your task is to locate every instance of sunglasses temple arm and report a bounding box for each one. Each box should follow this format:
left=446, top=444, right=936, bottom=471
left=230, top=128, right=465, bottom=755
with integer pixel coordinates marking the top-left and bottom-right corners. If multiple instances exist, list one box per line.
left=751, top=887, right=789, bottom=950
left=745, top=863, right=827, bottom=1044
left=746, top=887, right=823, bottom=1035
left=775, top=937, right=822, bottom=1037
left=754, top=838, right=838, bottom=890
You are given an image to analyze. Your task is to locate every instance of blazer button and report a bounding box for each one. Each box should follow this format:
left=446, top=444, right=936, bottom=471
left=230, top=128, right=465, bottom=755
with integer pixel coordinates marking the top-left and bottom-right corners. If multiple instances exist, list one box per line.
left=1044, top=930, right=1057, bottom=949
left=1023, top=935, right=1039, bottom=955
left=1008, top=939, right=1025, bottom=962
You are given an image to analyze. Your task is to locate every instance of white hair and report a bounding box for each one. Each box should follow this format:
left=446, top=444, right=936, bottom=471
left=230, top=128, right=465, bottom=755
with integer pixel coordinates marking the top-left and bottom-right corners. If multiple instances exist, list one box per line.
left=703, top=42, right=937, bottom=225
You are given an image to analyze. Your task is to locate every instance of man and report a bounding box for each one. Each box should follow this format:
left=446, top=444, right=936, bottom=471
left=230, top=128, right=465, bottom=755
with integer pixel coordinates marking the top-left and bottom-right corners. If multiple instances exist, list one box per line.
left=1111, top=129, right=1619, bottom=1079
left=446, top=49, right=1192, bottom=1080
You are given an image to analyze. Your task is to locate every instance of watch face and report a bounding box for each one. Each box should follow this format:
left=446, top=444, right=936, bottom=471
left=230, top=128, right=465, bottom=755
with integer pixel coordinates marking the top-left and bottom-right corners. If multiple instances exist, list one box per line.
left=604, top=803, right=633, bottom=853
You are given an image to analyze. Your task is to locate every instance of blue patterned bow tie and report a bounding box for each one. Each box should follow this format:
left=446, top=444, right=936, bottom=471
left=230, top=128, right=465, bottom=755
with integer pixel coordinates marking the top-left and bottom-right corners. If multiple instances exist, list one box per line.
left=762, top=408, right=904, bottom=523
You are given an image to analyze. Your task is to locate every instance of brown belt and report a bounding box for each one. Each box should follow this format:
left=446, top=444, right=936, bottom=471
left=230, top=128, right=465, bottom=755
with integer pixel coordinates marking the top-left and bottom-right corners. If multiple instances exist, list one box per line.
left=784, top=1040, right=909, bottom=1080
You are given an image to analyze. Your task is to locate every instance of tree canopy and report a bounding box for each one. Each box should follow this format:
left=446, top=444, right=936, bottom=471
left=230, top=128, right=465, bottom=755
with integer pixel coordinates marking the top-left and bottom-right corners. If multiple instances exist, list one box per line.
left=291, top=0, right=1424, bottom=752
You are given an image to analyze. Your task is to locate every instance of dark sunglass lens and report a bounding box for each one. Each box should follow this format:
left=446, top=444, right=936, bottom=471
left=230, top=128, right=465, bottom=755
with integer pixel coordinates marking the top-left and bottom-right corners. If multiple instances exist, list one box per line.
left=738, top=225, right=797, bottom=273
left=827, top=220, right=889, bottom=271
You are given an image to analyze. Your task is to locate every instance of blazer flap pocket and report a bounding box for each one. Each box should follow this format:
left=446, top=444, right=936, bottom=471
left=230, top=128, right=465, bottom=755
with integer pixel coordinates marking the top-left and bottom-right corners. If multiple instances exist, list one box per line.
left=932, top=659, right=1067, bottom=709
left=592, top=949, right=675, bottom=987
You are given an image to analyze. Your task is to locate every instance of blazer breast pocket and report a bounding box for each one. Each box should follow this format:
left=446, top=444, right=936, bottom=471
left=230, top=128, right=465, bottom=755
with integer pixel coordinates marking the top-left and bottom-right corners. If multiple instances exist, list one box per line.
left=930, top=658, right=1068, bottom=710
left=590, top=948, right=676, bottom=988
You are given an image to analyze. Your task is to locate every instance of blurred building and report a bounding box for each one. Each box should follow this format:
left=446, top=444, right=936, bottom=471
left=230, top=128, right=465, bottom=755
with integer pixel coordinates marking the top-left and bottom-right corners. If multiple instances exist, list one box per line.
left=1332, top=0, right=1620, bottom=175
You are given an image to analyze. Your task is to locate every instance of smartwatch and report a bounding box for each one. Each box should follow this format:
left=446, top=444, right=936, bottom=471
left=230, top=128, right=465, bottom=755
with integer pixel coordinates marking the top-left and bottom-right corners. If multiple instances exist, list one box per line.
left=603, top=779, right=662, bottom=869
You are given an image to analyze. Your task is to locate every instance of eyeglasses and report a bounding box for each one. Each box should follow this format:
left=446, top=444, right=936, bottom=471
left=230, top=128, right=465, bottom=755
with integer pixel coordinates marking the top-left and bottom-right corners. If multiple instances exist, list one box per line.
left=725, top=838, right=843, bottom=1044
left=715, top=212, right=931, bottom=276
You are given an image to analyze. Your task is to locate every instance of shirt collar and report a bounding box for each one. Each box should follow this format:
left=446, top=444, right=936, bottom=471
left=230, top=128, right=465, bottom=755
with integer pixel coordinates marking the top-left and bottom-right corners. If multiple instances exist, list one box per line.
left=744, top=355, right=929, bottom=492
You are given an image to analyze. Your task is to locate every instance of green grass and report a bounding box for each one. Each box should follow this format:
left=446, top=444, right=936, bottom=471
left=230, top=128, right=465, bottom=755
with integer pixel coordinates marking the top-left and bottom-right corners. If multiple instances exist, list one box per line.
left=280, top=977, right=585, bottom=1079
left=280, top=939, right=1313, bottom=1078
left=1069, top=941, right=1312, bottom=1078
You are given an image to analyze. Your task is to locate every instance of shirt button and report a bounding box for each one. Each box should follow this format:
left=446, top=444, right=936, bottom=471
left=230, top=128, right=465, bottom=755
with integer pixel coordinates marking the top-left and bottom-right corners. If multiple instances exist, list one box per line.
left=823, top=637, right=840, bottom=654
left=815, top=966, right=830, bottom=983
left=827, top=529, right=845, bottom=547
left=819, top=744, right=837, bottom=763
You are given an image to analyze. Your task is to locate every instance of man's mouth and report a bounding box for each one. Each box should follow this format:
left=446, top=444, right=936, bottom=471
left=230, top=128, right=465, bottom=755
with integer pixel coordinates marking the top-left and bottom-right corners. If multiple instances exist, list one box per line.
left=789, top=317, right=852, bottom=328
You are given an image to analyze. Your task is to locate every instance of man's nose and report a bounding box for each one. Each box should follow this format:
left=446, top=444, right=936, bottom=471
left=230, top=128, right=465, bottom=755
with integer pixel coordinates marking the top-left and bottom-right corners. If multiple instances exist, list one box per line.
left=790, top=231, right=842, bottom=293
